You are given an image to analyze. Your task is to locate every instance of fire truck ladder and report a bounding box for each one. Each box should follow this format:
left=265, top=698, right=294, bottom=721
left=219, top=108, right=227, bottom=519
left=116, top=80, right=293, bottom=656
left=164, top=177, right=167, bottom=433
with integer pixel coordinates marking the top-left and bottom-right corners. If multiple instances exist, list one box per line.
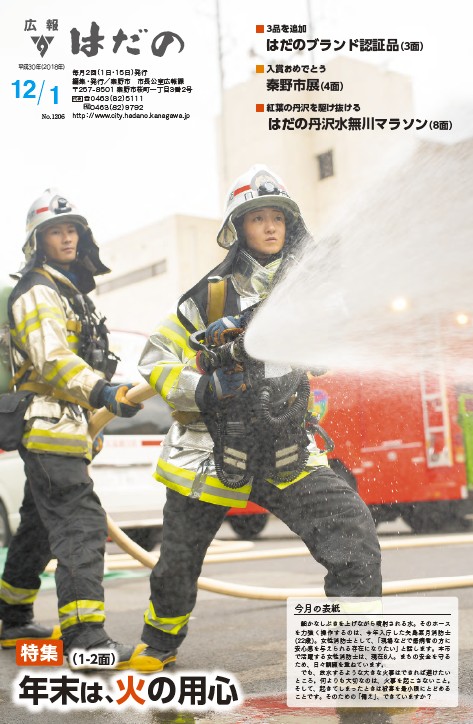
left=457, top=393, right=473, bottom=487
left=419, top=366, right=453, bottom=468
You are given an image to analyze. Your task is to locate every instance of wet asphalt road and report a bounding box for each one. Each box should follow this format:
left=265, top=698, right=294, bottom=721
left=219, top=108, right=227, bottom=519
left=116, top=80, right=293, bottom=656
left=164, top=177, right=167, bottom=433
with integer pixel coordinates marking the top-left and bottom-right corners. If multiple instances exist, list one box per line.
left=1, top=517, right=472, bottom=724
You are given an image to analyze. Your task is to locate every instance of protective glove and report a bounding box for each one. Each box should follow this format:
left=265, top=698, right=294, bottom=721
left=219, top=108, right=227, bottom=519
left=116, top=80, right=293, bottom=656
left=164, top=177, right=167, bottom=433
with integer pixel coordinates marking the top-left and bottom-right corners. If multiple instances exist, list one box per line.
left=208, top=366, right=247, bottom=401
left=205, top=315, right=242, bottom=347
left=98, top=383, right=143, bottom=417
left=92, top=431, right=104, bottom=458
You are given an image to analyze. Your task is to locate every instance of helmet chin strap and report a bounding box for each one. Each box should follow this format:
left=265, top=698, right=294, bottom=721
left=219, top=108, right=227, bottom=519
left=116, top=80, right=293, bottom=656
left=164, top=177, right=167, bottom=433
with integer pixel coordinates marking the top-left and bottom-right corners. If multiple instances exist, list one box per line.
left=239, top=239, right=284, bottom=267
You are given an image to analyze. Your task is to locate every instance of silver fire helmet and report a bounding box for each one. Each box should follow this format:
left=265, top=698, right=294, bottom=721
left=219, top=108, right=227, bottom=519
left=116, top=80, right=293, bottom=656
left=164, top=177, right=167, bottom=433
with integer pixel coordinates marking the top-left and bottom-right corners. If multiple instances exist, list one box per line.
left=217, top=165, right=303, bottom=248
left=23, top=189, right=110, bottom=276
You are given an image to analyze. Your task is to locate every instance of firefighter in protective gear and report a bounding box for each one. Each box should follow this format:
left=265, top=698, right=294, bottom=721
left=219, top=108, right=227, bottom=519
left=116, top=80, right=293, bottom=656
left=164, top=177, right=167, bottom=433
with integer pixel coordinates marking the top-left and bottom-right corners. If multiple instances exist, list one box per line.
left=0, top=189, right=142, bottom=667
left=130, top=165, right=382, bottom=673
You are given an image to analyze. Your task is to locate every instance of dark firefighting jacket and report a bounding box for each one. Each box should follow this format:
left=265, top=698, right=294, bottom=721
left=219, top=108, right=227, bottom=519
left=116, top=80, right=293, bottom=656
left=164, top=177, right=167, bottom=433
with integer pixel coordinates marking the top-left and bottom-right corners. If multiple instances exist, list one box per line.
left=138, top=248, right=329, bottom=508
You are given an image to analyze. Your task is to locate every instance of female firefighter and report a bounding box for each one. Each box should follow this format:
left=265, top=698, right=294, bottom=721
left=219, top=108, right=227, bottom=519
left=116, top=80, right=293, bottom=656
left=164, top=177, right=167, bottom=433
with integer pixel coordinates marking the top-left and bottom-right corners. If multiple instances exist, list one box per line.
left=131, top=165, right=382, bottom=673
left=0, top=189, right=142, bottom=668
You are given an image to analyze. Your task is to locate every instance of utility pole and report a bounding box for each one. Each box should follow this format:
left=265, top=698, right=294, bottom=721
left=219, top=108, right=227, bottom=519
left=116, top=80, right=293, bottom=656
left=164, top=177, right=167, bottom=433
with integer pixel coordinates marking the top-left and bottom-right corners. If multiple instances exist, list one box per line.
left=306, top=0, right=315, bottom=63
left=306, top=0, right=315, bottom=41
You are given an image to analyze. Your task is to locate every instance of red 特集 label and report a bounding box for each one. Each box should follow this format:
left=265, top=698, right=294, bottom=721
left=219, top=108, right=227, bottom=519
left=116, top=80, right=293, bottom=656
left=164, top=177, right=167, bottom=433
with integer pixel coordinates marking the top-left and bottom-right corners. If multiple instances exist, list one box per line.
left=16, top=639, right=63, bottom=666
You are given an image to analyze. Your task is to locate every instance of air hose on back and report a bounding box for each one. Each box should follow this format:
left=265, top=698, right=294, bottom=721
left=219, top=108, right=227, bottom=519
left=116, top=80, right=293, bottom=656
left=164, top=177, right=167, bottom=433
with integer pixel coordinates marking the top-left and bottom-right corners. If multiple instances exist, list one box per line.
left=190, top=321, right=334, bottom=489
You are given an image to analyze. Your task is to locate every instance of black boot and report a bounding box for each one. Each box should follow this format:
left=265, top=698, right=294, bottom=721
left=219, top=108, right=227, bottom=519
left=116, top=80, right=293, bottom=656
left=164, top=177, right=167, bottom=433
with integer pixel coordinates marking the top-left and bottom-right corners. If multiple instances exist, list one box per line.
left=1, top=620, right=61, bottom=649
left=66, top=638, right=144, bottom=671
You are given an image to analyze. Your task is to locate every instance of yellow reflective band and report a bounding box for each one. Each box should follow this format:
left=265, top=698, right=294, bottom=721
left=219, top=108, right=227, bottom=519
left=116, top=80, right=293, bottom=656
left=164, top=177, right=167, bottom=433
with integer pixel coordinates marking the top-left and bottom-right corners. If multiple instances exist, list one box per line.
left=204, top=473, right=252, bottom=494
left=43, top=357, right=87, bottom=389
left=24, top=443, right=89, bottom=455
left=158, top=318, right=194, bottom=358
left=54, top=361, right=88, bottom=388
left=16, top=322, right=41, bottom=346
left=24, top=443, right=88, bottom=455
left=269, top=453, right=329, bottom=489
left=66, top=334, right=80, bottom=351
left=168, top=313, right=195, bottom=344
left=58, top=600, right=105, bottom=631
left=199, top=491, right=247, bottom=508
left=0, top=579, right=39, bottom=605
left=160, top=365, right=185, bottom=399
left=60, top=613, right=106, bottom=631
left=149, top=363, right=185, bottom=401
left=155, top=472, right=247, bottom=507
left=144, top=601, right=190, bottom=635
left=154, top=458, right=250, bottom=508
left=15, top=308, right=64, bottom=346
left=149, top=365, right=163, bottom=390
left=153, top=472, right=192, bottom=498
left=168, top=313, right=187, bottom=331
left=23, top=428, right=88, bottom=443
left=276, top=475, right=307, bottom=490
left=15, top=304, right=63, bottom=334
left=158, top=456, right=252, bottom=494
left=156, top=456, right=195, bottom=482
left=23, top=429, right=90, bottom=456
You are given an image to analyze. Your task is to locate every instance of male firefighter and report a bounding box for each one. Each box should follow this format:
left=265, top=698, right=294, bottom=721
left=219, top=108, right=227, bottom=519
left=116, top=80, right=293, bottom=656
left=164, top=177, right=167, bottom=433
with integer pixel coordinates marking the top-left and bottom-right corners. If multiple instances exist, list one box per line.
left=130, top=165, right=382, bottom=673
left=0, top=190, right=142, bottom=668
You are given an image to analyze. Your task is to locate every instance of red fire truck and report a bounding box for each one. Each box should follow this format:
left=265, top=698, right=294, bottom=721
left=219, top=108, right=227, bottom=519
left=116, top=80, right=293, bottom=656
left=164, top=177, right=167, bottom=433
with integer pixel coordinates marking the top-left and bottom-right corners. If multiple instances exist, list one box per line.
left=310, top=368, right=473, bottom=533
left=228, top=365, right=473, bottom=539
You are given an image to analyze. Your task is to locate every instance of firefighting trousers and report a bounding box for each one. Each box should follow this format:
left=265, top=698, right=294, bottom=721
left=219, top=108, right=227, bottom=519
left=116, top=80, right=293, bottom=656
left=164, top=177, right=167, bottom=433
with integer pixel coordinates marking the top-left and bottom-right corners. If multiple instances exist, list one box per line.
left=141, top=466, right=382, bottom=651
left=0, top=447, right=109, bottom=649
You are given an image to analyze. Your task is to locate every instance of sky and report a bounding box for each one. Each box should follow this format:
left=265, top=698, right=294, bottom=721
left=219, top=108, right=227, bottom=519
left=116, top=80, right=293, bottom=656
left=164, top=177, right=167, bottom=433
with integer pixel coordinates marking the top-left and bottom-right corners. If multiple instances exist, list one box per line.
left=1, top=0, right=471, bottom=274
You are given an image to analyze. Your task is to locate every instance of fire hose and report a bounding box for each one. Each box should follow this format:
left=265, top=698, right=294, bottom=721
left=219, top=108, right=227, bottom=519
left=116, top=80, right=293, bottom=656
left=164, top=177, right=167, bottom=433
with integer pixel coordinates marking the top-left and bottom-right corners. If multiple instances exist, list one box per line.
left=89, top=381, right=473, bottom=600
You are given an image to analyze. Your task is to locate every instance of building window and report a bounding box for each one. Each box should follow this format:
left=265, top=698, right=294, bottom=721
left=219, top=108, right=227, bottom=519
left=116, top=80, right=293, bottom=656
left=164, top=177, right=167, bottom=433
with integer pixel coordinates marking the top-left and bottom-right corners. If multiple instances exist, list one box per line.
left=317, top=150, right=334, bottom=180
left=95, top=259, right=167, bottom=295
